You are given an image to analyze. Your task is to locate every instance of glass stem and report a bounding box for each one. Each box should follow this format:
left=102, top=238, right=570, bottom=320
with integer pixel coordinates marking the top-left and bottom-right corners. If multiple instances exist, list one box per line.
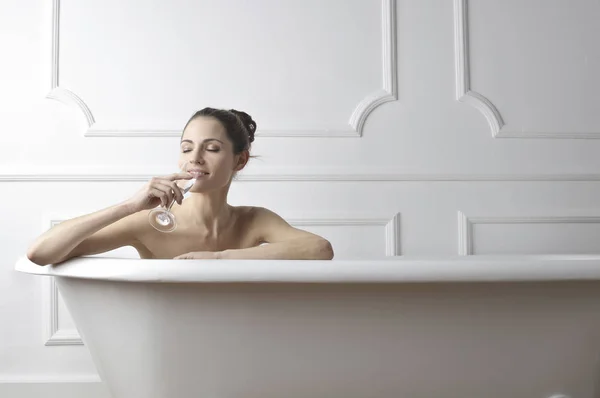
left=166, top=179, right=196, bottom=211
left=166, top=197, right=177, bottom=211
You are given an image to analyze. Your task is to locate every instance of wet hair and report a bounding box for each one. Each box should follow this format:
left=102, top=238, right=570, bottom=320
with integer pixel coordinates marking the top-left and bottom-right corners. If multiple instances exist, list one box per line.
left=182, top=107, right=257, bottom=155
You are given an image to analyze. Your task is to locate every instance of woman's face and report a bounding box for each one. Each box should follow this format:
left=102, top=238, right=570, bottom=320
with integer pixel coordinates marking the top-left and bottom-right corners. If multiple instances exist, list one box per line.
left=178, top=116, right=243, bottom=191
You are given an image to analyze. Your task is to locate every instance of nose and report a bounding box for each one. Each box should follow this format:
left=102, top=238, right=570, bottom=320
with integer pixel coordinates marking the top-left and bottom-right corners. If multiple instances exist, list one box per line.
left=189, top=158, right=205, bottom=165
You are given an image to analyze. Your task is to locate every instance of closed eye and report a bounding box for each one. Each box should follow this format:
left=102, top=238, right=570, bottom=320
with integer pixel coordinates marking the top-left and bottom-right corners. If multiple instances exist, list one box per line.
left=182, top=149, right=220, bottom=153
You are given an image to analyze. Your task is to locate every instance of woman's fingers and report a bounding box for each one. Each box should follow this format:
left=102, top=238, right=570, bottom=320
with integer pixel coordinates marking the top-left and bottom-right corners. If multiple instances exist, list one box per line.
left=166, top=180, right=185, bottom=204
left=166, top=172, right=193, bottom=181
left=153, top=181, right=179, bottom=206
left=147, top=187, right=168, bottom=207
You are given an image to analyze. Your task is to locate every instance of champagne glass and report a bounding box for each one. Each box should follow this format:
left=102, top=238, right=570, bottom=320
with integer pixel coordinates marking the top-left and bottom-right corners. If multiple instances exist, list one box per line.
left=148, top=168, right=197, bottom=232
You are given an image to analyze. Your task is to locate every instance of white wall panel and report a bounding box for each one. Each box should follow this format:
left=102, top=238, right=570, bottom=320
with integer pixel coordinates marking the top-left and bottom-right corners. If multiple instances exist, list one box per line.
left=51, top=0, right=395, bottom=137
left=462, top=0, right=600, bottom=138
left=459, top=211, right=600, bottom=255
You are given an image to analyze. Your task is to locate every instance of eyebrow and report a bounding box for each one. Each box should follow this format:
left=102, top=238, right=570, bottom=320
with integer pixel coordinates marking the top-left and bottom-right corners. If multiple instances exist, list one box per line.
left=180, top=138, right=224, bottom=145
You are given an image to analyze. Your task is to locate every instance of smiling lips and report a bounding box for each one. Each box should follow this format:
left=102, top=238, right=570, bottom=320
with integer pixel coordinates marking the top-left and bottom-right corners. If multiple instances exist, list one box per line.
left=188, top=170, right=209, bottom=178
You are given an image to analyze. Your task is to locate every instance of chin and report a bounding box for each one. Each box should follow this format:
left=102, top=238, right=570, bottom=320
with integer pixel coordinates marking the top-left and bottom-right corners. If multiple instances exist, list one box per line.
left=189, top=182, right=226, bottom=193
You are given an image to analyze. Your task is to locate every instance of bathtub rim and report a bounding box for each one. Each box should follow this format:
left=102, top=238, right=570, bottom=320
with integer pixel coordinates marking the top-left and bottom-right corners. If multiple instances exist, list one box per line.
left=13, top=254, right=600, bottom=283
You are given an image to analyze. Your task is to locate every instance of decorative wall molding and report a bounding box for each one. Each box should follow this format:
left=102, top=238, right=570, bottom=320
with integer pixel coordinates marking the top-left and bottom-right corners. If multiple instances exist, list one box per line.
left=44, top=278, right=84, bottom=346
left=385, top=212, right=402, bottom=256
left=453, top=0, right=503, bottom=137
left=457, top=211, right=473, bottom=256
left=43, top=220, right=84, bottom=346
left=348, top=0, right=397, bottom=135
left=289, top=214, right=401, bottom=256
left=47, top=0, right=397, bottom=138
left=458, top=211, right=600, bottom=255
left=453, top=0, right=599, bottom=139
left=50, top=0, right=59, bottom=89
left=3, top=172, right=600, bottom=182
left=43, top=214, right=401, bottom=346
left=46, top=88, right=95, bottom=127
left=83, top=128, right=363, bottom=138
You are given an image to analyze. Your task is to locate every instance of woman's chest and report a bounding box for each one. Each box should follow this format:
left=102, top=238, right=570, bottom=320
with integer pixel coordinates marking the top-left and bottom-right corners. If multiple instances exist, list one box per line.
left=136, top=220, right=257, bottom=259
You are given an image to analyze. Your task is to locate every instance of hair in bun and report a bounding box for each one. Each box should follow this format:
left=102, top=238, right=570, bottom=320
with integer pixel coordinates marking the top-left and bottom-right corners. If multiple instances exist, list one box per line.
left=229, top=109, right=256, bottom=144
left=182, top=107, right=258, bottom=155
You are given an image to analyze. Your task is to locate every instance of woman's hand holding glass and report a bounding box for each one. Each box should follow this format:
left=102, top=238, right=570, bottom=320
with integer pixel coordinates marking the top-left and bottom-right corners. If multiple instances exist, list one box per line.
left=147, top=167, right=198, bottom=232
left=126, top=171, right=193, bottom=213
left=124, top=167, right=197, bottom=232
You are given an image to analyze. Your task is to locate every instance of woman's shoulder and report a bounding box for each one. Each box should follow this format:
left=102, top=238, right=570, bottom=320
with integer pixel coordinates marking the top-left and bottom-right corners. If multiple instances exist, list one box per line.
left=234, top=205, right=280, bottom=220
left=232, top=206, right=288, bottom=232
left=233, top=206, right=295, bottom=235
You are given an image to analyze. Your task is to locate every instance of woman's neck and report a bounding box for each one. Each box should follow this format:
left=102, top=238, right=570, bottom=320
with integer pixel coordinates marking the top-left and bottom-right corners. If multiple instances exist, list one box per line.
left=177, top=192, right=234, bottom=233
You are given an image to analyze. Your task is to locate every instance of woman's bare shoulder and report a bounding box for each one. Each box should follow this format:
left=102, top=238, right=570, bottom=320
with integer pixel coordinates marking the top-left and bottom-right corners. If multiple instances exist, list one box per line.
left=238, top=206, right=291, bottom=232
left=235, top=206, right=277, bottom=221
left=234, top=205, right=259, bottom=215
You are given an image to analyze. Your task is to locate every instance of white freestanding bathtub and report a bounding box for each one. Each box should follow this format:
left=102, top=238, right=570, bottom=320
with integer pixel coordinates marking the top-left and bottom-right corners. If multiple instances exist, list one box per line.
left=14, top=255, right=600, bottom=398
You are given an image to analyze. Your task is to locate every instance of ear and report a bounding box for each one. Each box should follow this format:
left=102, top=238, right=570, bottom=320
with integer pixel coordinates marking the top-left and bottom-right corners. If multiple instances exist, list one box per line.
left=234, top=150, right=249, bottom=172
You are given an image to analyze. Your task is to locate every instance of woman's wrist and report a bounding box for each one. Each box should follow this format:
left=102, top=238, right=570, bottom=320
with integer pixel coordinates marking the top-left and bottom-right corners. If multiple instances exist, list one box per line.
left=118, top=200, right=140, bottom=216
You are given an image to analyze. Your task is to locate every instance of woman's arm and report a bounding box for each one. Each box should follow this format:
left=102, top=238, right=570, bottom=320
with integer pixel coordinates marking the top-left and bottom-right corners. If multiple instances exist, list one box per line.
left=220, top=207, right=334, bottom=260
left=26, top=201, right=142, bottom=266
left=27, top=171, right=193, bottom=265
left=218, top=237, right=333, bottom=260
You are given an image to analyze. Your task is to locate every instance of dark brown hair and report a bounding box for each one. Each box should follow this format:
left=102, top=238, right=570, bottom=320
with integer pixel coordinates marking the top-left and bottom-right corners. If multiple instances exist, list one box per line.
left=182, top=107, right=257, bottom=155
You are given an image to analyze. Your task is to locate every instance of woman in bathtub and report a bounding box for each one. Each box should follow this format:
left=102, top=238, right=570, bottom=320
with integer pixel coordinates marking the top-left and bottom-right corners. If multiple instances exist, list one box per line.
left=27, top=108, right=334, bottom=266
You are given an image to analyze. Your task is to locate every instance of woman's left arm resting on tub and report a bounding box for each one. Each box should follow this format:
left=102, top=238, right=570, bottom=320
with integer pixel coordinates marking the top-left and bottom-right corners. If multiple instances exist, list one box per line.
left=223, top=207, right=334, bottom=260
